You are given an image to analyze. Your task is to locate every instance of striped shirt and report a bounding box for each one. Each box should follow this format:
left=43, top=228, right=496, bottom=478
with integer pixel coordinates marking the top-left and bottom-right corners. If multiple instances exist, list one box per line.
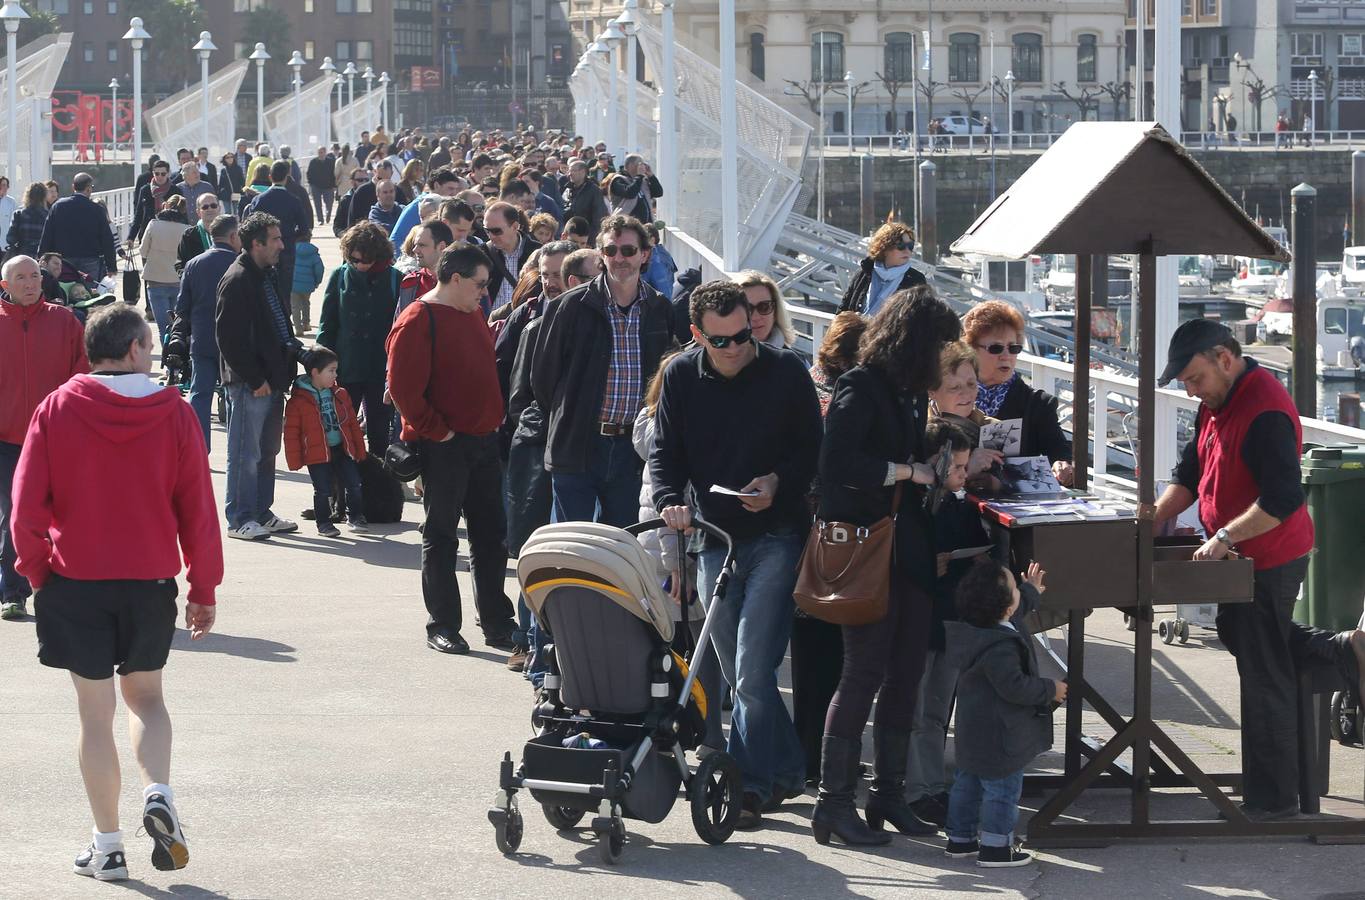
left=491, top=235, right=525, bottom=308
left=598, top=284, right=645, bottom=425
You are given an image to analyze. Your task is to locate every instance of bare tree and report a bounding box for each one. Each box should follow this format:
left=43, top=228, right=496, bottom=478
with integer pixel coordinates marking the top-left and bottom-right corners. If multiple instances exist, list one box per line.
left=832, top=78, right=873, bottom=139
left=783, top=79, right=837, bottom=115
left=1245, top=75, right=1282, bottom=133
left=1098, top=80, right=1133, bottom=121
left=1053, top=81, right=1104, bottom=123
left=917, top=78, right=945, bottom=126
left=875, top=69, right=913, bottom=133
left=949, top=83, right=991, bottom=136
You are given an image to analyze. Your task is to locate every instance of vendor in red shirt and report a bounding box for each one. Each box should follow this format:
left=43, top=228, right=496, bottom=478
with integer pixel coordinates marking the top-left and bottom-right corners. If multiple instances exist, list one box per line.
left=1154, top=319, right=1365, bottom=820
left=386, top=243, right=517, bottom=657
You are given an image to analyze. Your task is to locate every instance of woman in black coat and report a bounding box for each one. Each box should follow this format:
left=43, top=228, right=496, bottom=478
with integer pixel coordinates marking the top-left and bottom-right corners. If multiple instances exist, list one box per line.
left=217, top=152, right=246, bottom=214
left=811, top=286, right=962, bottom=847
left=962, top=300, right=1074, bottom=485
left=839, top=221, right=928, bottom=316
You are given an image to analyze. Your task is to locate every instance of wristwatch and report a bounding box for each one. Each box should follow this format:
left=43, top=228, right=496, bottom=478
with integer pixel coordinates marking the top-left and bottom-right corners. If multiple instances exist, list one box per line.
left=1214, top=527, right=1233, bottom=547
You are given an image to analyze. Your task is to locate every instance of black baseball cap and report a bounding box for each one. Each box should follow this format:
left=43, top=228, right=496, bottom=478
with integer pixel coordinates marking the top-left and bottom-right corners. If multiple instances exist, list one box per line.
left=1160, top=318, right=1235, bottom=384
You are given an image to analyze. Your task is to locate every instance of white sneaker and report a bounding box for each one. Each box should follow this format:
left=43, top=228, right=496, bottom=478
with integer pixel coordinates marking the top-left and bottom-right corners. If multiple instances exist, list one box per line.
left=228, top=521, right=271, bottom=541
left=73, top=842, right=128, bottom=881
left=260, top=514, right=299, bottom=534
left=143, top=793, right=189, bottom=871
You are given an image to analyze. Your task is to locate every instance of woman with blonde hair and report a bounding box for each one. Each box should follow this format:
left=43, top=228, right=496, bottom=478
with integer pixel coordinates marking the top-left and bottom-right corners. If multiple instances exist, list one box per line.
left=733, top=270, right=795, bottom=348
left=839, top=220, right=927, bottom=316
left=138, top=193, right=190, bottom=351
left=399, top=159, right=425, bottom=200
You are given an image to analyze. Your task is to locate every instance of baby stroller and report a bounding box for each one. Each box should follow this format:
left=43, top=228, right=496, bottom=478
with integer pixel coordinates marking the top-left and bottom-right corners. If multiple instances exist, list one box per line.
left=488, top=517, right=742, bottom=864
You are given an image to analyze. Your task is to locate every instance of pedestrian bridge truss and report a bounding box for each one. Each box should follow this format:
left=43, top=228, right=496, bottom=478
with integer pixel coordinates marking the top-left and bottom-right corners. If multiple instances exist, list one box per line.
left=264, top=75, right=336, bottom=158
left=0, top=33, right=71, bottom=185
left=146, top=60, right=248, bottom=162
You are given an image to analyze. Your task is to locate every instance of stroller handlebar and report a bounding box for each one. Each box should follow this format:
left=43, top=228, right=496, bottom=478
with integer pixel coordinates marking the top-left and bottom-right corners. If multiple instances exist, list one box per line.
left=625, top=516, right=733, bottom=555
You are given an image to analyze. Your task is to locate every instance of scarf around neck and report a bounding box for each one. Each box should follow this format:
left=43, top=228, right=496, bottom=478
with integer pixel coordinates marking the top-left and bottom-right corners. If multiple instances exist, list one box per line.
left=868, top=260, right=913, bottom=314
left=977, top=372, right=1018, bottom=418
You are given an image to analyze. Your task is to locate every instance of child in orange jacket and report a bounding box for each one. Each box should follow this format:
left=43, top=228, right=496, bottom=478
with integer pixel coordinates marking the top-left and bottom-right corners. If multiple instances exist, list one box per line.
left=284, top=347, right=369, bottom=536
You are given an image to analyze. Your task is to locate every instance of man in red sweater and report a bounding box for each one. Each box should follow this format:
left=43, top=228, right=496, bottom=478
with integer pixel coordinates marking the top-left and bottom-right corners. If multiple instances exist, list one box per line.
left=1155, top=319, right=1365, bottom=819
left=0, top=255, right=89, bottom=621
left=13, top=303, right=222, bottom=881
left=387, top=243, right=516, bottom=655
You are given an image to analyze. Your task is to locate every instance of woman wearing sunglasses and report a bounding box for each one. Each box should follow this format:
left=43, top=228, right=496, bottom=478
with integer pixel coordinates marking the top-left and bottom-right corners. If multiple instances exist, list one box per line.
left=734, top=270, right=795, bottom=349
left=962, top=300, right=1074, bottom=486
left=813, top=286, right=962, bottom=846
left=839, top=221, right=928, bottom=317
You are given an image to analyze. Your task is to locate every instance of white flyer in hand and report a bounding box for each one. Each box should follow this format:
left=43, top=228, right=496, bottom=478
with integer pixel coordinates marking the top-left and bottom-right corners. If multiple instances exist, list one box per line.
left=710, top=485, right=762, bottom=497
left=979, top=418, right=1023, bottom=455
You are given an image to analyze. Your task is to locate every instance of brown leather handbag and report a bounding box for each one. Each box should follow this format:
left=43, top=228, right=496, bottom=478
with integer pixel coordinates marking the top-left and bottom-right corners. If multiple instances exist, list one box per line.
left=794, top=484, right=902, bottom=626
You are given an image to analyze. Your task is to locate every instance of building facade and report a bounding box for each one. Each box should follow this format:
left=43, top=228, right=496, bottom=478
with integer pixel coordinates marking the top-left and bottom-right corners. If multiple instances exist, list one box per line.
left=573, top=0, right=1130, bottom=136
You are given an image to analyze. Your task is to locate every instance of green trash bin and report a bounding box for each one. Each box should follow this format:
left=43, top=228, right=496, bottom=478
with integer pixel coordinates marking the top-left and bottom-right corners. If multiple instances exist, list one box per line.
left=1294, top=445, right=1365, bottom=631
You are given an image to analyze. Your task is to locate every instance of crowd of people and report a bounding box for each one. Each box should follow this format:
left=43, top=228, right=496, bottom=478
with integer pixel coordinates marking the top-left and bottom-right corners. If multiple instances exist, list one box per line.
left=2, top=117, right=1365, bottom=885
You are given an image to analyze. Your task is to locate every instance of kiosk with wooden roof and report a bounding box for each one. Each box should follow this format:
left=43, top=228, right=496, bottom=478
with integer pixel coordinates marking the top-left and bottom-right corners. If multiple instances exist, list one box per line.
left=952, top=121, right=1365, bottom=843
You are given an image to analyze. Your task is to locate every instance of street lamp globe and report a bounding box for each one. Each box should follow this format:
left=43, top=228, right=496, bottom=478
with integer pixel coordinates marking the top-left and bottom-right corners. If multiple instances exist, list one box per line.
left=288, top=50, right=305, bottom=73
left=249, top=42, right=270, bottom=64
left=320, top=56, right=336, bottom=77
left=602, top=21, right=624, bottom=43
left=192, top=30, right=216, bottom=60
left=0, top=2, right=29, bottom=33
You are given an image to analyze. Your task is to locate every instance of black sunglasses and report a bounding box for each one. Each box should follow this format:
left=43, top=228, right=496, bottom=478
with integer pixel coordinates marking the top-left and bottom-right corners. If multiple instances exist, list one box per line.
left=747, top=300, right=775, bottom=316
left=200, top=202, right=220, bottom=209
left=699, top=326, right=752, bottom=349
left=602, top=244, right=639, bottom=258
left=978, top=342, right=1023, bottom=356
left=349, top=255, right=370, bottom=265
left=486, top=226, right=504, bottom=237
left=893, top=241, right=913, bottom=252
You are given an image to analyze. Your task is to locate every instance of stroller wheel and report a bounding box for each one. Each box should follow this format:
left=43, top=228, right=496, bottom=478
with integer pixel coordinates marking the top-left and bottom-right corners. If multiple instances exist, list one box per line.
left=1331, top=690, right=1361, bottom=746
left=493, top=807, right=524, bottom=856
left=542, top=803, right=585, bottom=831
left=689, top=750, right=742, bottom=845
left=596, top=815, right=626, bottom=865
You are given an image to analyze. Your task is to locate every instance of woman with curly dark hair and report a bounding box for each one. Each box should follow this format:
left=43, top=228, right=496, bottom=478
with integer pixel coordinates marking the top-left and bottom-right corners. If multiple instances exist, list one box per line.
left=317, top=221, right=401, bottom=456
left=811, top=285, right=962, bottom=847
left=839, top=221, right=928, bottom=316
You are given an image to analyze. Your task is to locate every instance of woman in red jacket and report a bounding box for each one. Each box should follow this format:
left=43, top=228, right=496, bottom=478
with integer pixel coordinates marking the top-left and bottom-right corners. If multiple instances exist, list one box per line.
left=283, top=346, right=368, bottom=537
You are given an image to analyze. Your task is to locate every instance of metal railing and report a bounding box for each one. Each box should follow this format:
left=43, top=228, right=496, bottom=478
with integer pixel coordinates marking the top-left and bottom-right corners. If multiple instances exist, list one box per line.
left=812, top=128, right=1365, bottom=154
left=785, top=302, right=1365, bottom=501
left=93, top=185, right=138, bottom=241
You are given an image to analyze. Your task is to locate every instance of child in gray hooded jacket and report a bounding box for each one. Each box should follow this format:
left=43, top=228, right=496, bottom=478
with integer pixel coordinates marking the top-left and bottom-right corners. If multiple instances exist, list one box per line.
left=943, top=559, right=1067, bottom=868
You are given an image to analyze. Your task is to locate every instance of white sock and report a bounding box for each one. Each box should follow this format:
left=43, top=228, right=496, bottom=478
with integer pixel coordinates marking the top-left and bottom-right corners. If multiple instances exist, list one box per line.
left=143, top=783, right=174, bottom=805
left=93, top=828, right=124, bottom=851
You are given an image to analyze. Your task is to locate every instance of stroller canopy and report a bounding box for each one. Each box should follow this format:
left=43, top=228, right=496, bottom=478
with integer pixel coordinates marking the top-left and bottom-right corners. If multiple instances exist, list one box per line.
left=518, top=522, right=676, bottom=643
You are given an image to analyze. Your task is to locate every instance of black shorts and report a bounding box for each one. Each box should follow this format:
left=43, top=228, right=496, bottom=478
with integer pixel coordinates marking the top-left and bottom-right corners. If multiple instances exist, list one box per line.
left=35, top=574, right=179, bottom=680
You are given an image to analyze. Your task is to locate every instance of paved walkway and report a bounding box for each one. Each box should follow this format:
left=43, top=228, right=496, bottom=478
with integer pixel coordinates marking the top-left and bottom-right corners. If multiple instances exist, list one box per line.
left=3, top=234, right=1364, bottom=898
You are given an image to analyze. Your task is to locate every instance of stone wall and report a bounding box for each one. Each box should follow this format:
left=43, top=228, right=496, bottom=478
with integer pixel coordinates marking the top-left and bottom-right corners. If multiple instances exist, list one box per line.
left=809, top=148, right=1355, bottom=259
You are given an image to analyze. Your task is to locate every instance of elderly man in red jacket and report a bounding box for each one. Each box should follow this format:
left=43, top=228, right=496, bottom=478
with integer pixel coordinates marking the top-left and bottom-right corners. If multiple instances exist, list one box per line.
left=13, top=303, right=222, bottom=882
left=1155, top=319, right=1365, bottom=820
left=0, top=255, right=88, bottom=621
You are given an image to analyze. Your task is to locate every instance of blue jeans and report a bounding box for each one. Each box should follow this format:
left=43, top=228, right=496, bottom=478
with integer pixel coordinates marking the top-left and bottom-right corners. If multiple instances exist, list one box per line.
left=697, top=530, right=806, bottom=803
left=550, top=433, right=640, bottom=527
left=0, top=441, right=31, bottom=603
left=189, top=354, right=219, bottom=452
left=145, top=283, right=177, bottom=349
left=224, top=384, right=284, bottom=529
left=307, top=446, right=363, bottom=525
left=946, top=769, right=1024, bottom=848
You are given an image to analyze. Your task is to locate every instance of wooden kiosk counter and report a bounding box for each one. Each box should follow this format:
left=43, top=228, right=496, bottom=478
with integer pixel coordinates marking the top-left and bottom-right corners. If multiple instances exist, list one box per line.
left=950, top=122, right=1365, bottom=844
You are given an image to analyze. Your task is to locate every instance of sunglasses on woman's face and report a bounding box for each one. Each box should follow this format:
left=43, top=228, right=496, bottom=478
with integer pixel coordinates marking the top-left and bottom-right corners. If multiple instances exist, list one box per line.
left=747, top=300, right=775, bottom=316
left=892, top=241, right=913, bottom=252
left=349, top=255, right=370, bottom=265
left=601, top=244, right=639, bottom=258
left=699, top=326, right=753, bottom=349
left=978, top=342, right=1023, bottom=356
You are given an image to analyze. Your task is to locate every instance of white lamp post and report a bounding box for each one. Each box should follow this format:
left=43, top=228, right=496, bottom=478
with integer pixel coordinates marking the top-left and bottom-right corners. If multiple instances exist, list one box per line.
left=319, top=57, right=336, bottom=146
left=615, top=0, right=639, bottom=156
left=108, top=78, right=118, bottom=160
left=192, top=31, right=216, bottom=158
left=249, top=42, right=270, bottom=145
left=122, top=16, right=150, bottom=175
left=817, top=32, right=827, bottom=222
left=659, top=0, right=677, bottom=223
left=1, top=1, right=28, bottom=181
left=333, top=73, right=345, bottom=149
left=379, top=71, right=391, bottom=138
left=288, top=51, right=305, bottom=156
left=587, top=41, right=610, bottom=143
left=343, top=61, right=357, bottom=150
left=1304, top=68, right=1315, bottom=146
left=601, top=21, right=624, bottom=160
left=1005, top=69, right=1015, bottom=152
left=844, top=69, right=854, bottom=155
left=719, top=0, right=738, bottom=268
left=363, top=65, right=374, bottom=135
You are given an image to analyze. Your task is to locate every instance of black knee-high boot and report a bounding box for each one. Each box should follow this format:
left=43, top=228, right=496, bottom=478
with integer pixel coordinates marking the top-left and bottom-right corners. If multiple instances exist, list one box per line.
left=811, top=735, right=891, bottom=846
left=865, top=726, right=938, bottom=835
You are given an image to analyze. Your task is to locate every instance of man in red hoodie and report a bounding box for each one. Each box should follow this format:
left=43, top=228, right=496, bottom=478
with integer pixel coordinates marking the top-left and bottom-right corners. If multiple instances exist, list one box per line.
left=13, top=303, right=223, bottom=882
left=0, top=255, right=88, bottom=621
